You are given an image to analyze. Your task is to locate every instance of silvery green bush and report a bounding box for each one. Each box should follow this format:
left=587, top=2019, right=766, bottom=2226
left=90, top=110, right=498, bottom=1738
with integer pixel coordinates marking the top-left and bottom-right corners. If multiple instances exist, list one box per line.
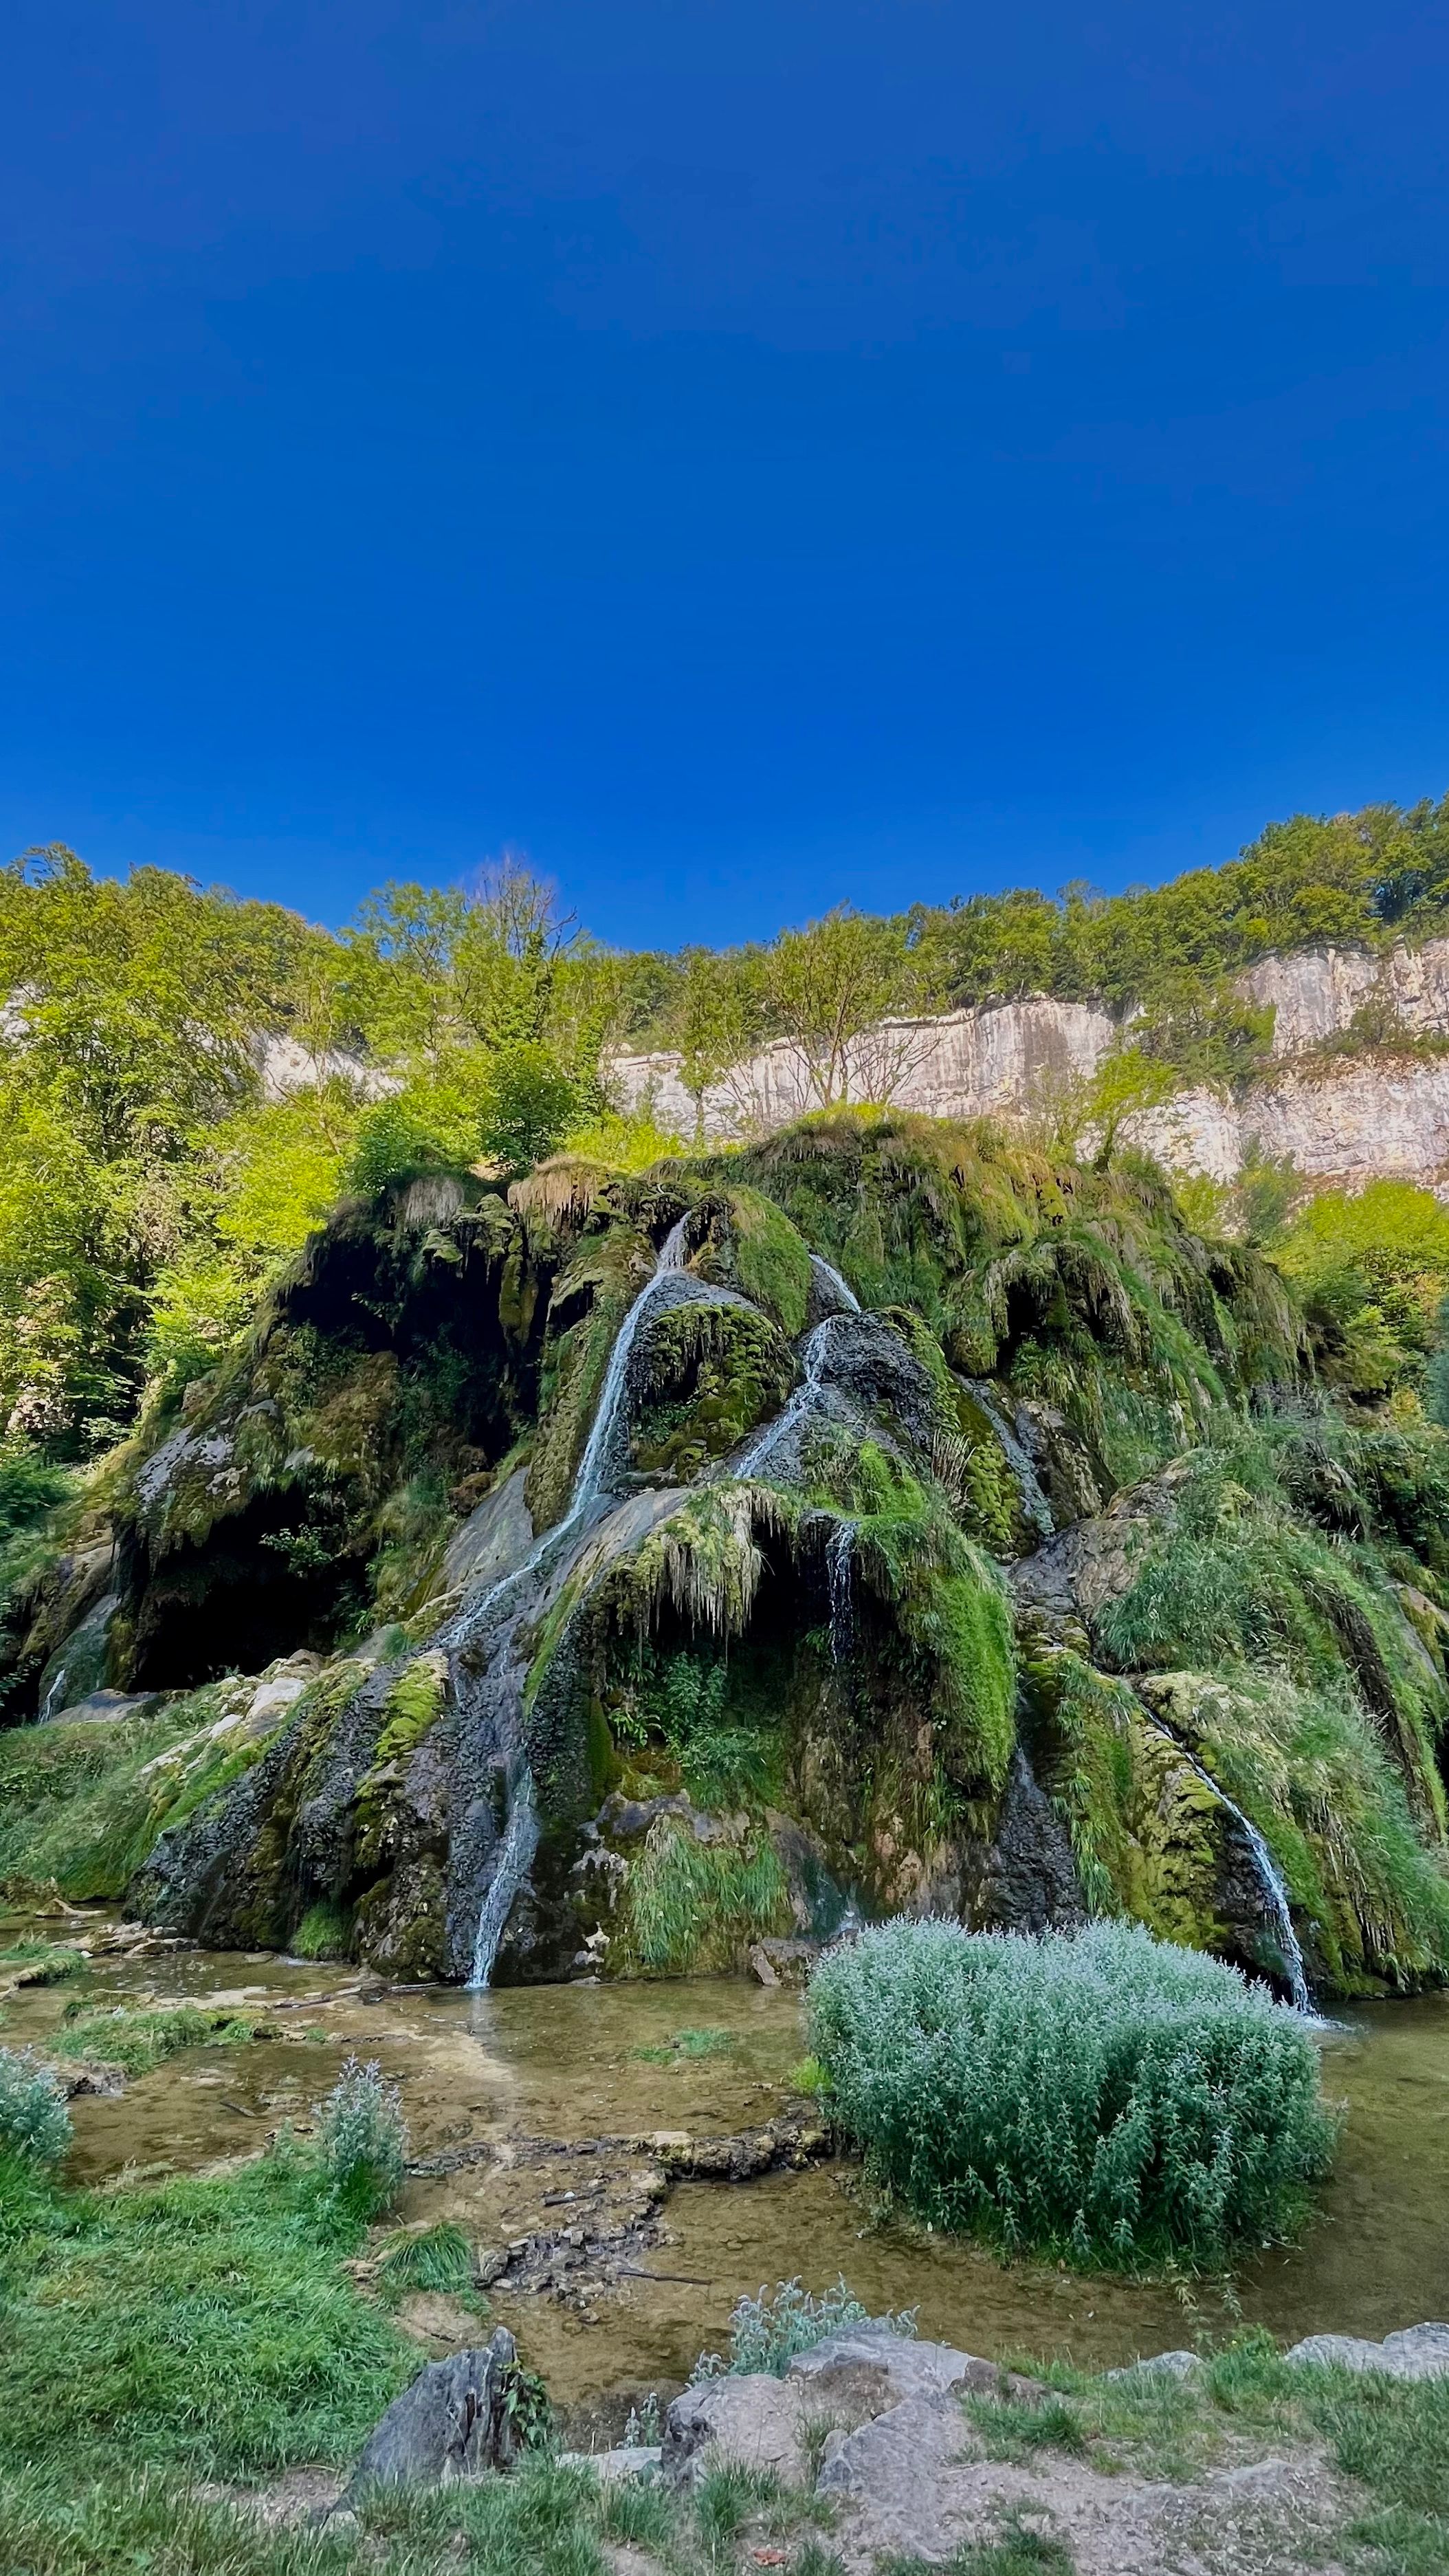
left=316, top=2056, right=407, bottom=2216
left=808, top=1918, right=1338, bottom=2267
left=0, top=2044, right=71, bottom=2166
left=691, top=2276, right=915, bottom=2381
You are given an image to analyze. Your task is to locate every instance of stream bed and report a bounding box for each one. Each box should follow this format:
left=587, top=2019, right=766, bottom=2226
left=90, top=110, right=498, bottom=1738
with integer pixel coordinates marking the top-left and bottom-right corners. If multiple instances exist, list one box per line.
left=5, top=1917, right=1448, bottom=2419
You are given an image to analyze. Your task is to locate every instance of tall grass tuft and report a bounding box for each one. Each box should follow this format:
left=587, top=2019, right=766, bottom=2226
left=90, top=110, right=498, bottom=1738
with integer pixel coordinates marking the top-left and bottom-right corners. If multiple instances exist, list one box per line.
left=808, top=1917, right=1338, bottom=2269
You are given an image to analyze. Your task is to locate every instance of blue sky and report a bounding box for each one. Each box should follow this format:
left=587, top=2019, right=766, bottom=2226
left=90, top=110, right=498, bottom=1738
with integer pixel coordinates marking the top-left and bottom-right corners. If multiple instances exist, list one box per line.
left=3, top=1, right=1447, bottom=947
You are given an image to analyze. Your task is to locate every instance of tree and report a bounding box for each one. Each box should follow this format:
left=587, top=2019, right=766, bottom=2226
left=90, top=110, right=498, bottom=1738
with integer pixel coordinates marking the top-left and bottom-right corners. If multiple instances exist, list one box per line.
left=762, top=907, right=917, bottom=1110
left=478, top=1042, right=581, bottom=1175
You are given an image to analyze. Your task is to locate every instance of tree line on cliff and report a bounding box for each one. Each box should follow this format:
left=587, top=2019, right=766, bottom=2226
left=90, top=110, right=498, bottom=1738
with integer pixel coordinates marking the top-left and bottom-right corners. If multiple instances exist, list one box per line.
left=1, top=792, right=1448, bottom=1461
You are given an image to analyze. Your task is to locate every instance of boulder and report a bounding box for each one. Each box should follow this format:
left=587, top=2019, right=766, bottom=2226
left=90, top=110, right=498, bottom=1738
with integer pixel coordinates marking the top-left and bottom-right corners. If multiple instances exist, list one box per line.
left=662, top=2375, right=812, bottom=2488
left=786, top=2322, right=1039, bottom=2417
left=1285, top=2322, right=1449, bottom=2379
left=338, top=2332, right=522, bottom=2502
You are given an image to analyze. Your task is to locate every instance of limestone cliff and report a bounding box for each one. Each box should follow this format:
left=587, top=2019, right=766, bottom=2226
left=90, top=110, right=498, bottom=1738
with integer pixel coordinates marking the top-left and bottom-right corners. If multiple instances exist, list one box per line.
left=611, top=936, right=1449, bottom=1193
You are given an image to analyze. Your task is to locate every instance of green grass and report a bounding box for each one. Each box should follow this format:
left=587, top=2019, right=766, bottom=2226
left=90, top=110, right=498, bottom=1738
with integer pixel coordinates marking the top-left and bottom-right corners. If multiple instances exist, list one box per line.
left=0, top=2144, right=414, bottom=2483
left=291, top=1900, right=352, bottom=1961
left=375, top=2220, right=481, bottom=2302
left=54, top=2001, right=264, bottom=2076
left=881, top=2526, right=1074, bottom=2576
left=0, top=1937, right=88, bottom=1983
left=632, top=2025, right=735, bottom=2065
left=616, top=1815, right=793, bottom=1976
left=0, top=1692, right=264, bottom=1902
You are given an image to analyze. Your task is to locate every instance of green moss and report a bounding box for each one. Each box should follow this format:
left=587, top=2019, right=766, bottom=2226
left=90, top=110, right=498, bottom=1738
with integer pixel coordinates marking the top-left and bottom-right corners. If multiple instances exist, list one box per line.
left=612, top=1816, right=794, bottom=1974
left=721, top=1187, right=813, bottom=1335
left=351, top=1657, right=449, bottom=1875
left=632, top=1300, right=795, bottom=1479
left=525, top=1229, right=646, bottom=1530
left=1150, top=1667, right=1449, bottom=1992
left=54, top=2003, right=266, bottom=2076
left=351, top=1856, right=448, bottom=1980
left=371, top=1654, right=447, bottom=1765
left=291, top=1900, right=353, bottom=1959
left=1098, top=1440, right=1449, bottom=1842
left=839, top=1444, right=1016, bottom=1797
left=0, top=1689, right=286, bottom=1901
left=1028, top=1651, right=1225, bottom=1949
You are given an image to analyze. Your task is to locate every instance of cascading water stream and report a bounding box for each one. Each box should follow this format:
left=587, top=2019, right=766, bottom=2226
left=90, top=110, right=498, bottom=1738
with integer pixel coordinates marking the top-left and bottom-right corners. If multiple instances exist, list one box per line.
left=455, top=1215, right=692, bottom=1988
left=469, top=1766, right=540, bottom=1988
left=809, top=1255, right=859, bottom=1314
left=961, top=1380, right=1054, bottom=1539
left=826, top=1520, right=856, bottom=1663
left=733, top=1315, right=845, bottom=1479
left=1143, top=1717, right=1314, bottom=2014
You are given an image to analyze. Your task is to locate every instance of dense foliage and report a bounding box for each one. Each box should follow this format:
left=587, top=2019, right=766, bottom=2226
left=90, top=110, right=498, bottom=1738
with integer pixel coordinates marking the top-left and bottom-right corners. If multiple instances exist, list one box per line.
left=3, top=793, right=1447, bottom=1455
left=808, top=1917, right=1338, bottom=2266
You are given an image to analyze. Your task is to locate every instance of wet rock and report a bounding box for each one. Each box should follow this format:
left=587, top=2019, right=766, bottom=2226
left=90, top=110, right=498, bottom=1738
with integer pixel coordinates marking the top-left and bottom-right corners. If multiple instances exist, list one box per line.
left=50, top=2056, right=127, bottom=2098
left=338, top=2331, right=524, bottom=2501
left=746, top=1937, right=820, bottom=1987
left=966, top=1746, right=1087, bottom=1935
left=1010, top=1459, right=1194, bottom=1640
left=40, top=1688, right=157, bottom=1727
left=1285, top=2322, right=1449, bottom=2379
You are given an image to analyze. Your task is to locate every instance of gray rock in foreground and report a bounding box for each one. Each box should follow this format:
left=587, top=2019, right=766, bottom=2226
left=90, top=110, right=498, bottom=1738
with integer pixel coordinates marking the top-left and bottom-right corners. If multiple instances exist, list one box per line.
left=338, top=2333, right=521, bottom=2503
left=1285, top=2322, right=1449, bottom=2379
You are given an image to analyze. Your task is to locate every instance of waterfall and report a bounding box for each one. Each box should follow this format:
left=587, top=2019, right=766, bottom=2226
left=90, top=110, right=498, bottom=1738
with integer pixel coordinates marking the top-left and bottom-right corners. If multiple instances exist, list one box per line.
left=810, top=1254, right=859, bottom=1314
left=826, top=1520, right=855, bottom=1663
left=733, top=1315, right=845, bottom=1479
left=450, top=1215, right=692, bottom=1663
left=1144, top=1719, right=1313, bottom=2014
left=455, top=1215, right=692, bottom=1989
left=469, top=1768, right=540, bottom=1988
left=961, top=1380, right=1054, bottom=1539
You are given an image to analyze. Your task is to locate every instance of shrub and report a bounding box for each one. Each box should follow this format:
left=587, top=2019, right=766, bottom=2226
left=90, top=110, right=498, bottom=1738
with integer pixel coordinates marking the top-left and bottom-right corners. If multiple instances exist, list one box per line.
left=808, top=1918, right=1338, bottom=2269
left=692, top=2276, right=915, bottom=2381
left=315, top=2057, right=407, bottom=2218
left=0, top=2045, right=71, bottom=2166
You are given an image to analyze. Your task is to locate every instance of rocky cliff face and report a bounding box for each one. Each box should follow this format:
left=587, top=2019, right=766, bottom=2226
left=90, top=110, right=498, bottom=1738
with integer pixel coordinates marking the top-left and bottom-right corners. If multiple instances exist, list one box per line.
left=8, top=1110, right=1447, bottom=2005
left=612, top=937, right=1449, bottom=1193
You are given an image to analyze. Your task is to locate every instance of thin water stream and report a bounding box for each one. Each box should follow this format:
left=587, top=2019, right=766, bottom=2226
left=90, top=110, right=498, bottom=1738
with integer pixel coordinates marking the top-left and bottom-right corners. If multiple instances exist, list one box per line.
left=6, top=1919, right=1448, bottom=2415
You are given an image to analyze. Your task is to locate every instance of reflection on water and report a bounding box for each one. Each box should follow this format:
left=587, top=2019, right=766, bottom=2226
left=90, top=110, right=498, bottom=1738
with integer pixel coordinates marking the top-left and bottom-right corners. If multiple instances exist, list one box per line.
left=4, top=1917, right=1447, bottom=2404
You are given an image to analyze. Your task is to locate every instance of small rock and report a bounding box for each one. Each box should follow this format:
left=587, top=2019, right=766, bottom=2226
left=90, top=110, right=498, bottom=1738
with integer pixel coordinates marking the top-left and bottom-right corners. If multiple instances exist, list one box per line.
left=1106, top=2349, right=1202, bottom=2381
left=788, top=2323, right=1040, bottom=2416
left=559, top=2445, right=663, bottom=2483
left=51, top=2057, right=127, bottom=2098
left=747, top=1943, right=779, bottom=1987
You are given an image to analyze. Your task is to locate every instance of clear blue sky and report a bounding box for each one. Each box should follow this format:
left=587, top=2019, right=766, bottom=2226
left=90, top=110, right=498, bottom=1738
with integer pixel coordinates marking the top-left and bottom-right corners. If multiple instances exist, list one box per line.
left=3, top=3, right=1447, bottom=948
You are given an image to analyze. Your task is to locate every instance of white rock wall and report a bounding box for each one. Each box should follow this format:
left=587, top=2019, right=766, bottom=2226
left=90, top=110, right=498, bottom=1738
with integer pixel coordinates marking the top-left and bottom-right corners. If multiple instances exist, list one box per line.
left=609, top=936, right=1449, bottom=1194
